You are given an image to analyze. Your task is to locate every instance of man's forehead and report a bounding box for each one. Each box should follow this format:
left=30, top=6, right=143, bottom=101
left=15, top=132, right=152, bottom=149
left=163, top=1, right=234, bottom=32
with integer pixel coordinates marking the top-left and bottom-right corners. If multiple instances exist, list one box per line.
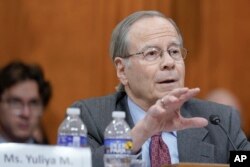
left=142, top=29, right=178, bottom=41
left=2, top=81, right=40, bottom=98
left=129, top=18, right=178, bottom=41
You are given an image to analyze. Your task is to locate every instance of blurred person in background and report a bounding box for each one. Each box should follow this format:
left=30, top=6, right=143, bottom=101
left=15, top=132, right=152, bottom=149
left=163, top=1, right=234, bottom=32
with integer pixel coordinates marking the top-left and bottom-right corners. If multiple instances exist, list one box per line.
left=0, top=60, right=52, bottom=144
left=206, top=88, right=241, bottom=111
left=206, top=88, right=250, bottom=139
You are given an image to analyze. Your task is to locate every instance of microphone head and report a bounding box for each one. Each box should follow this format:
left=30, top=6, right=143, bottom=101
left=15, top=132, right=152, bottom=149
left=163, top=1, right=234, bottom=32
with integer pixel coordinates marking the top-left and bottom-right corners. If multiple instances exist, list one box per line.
left=209, top=115, right=220, bottom=125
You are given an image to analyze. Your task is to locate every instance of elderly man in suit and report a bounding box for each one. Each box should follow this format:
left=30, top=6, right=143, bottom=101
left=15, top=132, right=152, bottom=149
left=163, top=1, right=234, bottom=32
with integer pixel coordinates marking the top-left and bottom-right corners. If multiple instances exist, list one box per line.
left=72, top=11, right=250, bottom=167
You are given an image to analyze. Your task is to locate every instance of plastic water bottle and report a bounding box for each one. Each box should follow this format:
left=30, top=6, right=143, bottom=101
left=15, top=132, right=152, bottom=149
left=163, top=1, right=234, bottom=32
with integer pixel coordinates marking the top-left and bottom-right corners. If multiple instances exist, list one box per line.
left=104, top=111, right=133, bottom=166
left=57, top=107, right=87, bottom=147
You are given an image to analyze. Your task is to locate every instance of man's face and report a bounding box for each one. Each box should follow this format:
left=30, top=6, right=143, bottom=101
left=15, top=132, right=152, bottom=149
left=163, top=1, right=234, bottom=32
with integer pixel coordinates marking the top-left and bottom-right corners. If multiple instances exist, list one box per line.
left=0, top=80, right=43, bottom=142
left=115, top=17, right=185, bottom=110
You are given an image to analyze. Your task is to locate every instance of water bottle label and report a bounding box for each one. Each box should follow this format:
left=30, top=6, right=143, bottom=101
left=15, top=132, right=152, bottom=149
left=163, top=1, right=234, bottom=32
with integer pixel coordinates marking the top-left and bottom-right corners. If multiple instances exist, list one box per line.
left=57, top=135, right=87, bottom=147
left=104, top=138, right=133, bottom=154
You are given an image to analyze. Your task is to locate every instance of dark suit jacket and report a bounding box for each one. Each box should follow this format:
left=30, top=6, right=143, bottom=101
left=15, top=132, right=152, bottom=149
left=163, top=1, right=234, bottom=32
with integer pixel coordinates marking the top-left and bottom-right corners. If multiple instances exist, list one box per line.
left=72, top=91, right=250, bottom=167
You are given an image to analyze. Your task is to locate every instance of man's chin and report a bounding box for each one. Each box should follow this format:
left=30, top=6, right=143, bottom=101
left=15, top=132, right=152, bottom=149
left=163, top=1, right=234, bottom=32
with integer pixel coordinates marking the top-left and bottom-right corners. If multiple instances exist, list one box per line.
left=14, top=132, right=31, bottom=143
left=157, top=83, right=181, bottom=92
left=156, top=86, right=183, bottom=97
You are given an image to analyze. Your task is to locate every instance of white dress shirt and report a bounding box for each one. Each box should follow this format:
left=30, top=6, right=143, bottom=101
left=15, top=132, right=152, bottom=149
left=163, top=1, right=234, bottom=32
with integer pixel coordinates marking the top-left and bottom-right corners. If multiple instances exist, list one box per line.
left=127, top=97, right=179, bottom=167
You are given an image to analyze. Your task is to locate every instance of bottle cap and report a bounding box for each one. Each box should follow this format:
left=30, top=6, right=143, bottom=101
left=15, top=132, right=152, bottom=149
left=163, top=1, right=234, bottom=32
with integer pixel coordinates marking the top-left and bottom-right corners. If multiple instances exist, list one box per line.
left=66, top=108, right=80, bottom=115
left=112, top=111, right=125, bottom=118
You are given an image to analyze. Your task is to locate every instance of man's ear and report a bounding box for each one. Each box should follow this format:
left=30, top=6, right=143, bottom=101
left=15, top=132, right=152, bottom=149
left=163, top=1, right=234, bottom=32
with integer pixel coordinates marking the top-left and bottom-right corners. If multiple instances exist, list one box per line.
left=114, top=57, right=128, bottom=85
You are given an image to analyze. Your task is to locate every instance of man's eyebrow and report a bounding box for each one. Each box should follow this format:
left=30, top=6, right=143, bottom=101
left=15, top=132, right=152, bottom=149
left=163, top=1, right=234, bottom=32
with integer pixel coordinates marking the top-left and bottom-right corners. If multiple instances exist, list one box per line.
left=29, top=98, right=42, bottom=102
left=4, top=95, right=41, bottom=102
left=139, top=45, right=161, bottom=51
left=5, top=96, right=21, bottom=100
left=168, top=42, right=181, bottom=47
left=139, top=42, right=181, bottom=51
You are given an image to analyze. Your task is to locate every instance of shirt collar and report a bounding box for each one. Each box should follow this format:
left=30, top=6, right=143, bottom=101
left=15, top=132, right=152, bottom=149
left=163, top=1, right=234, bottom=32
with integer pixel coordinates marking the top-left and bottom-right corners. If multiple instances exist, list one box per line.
left=0, top=135, right=35, bottom=144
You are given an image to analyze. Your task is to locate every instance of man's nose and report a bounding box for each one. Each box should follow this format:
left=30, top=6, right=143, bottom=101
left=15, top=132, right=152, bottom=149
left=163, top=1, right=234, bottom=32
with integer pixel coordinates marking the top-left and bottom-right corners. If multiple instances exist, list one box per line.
left=160, top=51, right=175, bottom=70
left=19, top=104, right=32, bottom=117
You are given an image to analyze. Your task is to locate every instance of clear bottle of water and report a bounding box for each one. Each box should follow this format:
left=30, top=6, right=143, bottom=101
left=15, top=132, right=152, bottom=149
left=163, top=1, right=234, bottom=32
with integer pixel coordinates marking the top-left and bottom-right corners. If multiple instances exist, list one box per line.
left=57, top=107, right=87, bottom=147
left=104, top=111, right=133, bottom=166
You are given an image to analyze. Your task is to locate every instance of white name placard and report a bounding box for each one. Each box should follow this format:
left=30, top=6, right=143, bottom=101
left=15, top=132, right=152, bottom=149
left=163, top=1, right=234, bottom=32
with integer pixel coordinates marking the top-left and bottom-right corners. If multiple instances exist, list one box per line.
left=0, top=143, right=91, bottom=167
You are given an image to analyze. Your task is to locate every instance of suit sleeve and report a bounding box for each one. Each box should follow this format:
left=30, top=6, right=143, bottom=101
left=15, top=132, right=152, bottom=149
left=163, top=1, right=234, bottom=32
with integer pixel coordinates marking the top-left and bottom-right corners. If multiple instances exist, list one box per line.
left=71, top=100, right=106, bottom=167
left=228, top=107, right=250, bottom=150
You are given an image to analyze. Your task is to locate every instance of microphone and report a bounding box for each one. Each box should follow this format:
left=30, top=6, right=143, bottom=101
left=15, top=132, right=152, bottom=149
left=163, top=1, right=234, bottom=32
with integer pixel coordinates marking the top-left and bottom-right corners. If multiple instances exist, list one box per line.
left=209, top=115, right=238, bottom=151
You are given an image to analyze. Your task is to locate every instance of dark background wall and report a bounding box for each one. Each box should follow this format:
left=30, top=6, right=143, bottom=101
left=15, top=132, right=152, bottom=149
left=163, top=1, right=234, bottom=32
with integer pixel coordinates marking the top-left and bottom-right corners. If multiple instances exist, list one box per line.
left=0, top=0, right=249, bottom=144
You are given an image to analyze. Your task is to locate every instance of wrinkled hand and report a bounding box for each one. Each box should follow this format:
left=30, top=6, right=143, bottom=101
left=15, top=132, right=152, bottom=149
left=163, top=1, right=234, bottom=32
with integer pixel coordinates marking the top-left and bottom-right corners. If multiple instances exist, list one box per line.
left=131, top=87, right=208, bottom=152
left=143, top=87, right=208, bottom=136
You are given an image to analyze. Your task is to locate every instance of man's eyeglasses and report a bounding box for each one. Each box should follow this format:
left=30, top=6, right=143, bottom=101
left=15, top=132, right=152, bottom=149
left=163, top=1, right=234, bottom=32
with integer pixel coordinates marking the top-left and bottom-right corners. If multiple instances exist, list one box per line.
left=1, top=97, right=43, bottom=116
left=126, top=47, right=187, bottom=63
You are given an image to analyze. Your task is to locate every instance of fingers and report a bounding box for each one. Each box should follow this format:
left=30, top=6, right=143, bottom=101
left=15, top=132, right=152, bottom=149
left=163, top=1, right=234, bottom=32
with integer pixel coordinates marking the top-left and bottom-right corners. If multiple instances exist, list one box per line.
left=161, top=87, right=200, bottom=105
left=178, top=117, right=208, bottom=130
left=160, top=95, right=178, bottom=105
left=167, top=87, right=189, bottom=97
left=145, top=87, right=204, bottom=134
left=178, top=88, right=200, bottom=101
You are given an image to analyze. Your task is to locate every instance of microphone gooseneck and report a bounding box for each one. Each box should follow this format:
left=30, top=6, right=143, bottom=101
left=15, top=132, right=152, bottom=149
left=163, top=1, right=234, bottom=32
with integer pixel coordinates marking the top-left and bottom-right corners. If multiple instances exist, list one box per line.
left=209, top=115, right=238, bottom=151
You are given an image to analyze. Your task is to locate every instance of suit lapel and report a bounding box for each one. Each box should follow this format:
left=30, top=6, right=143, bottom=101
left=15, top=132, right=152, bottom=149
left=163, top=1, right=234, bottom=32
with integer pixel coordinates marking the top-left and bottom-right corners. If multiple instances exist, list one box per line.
left=177, top=128, right=215, bottom=162
left=115, top=92, right=135, bottom=128
left=178, top=104, right=214, bottom=163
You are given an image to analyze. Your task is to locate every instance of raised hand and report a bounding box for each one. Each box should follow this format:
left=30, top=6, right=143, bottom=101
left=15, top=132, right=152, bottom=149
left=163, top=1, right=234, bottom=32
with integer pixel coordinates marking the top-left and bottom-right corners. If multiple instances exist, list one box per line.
left=131, top=87, right=208, bottom=152
left=144, top=87, right=208, bottom=135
